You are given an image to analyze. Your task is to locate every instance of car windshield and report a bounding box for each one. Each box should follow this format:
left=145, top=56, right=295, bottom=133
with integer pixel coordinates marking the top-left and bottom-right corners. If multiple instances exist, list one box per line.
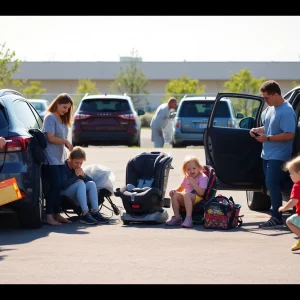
left=80, top=99, right=131, bottom=112
left=178, top=101, right=231, bottom=118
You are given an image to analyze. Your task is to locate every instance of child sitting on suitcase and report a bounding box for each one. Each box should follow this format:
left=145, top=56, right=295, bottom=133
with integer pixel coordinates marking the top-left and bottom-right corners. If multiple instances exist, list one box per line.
left=166, top=155, right=208, bottom=228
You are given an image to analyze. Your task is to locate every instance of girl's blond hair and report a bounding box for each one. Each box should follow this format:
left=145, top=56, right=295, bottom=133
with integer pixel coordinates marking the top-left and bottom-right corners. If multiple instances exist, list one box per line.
left=181, top=155, right=204, bottom=175
left=284, top=155, right=300, bottom=173
left=47, top=93, right=73, bottom=126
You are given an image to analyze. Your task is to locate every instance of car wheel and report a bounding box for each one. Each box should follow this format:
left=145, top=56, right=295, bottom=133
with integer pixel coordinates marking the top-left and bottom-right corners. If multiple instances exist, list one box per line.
left=128, top=135, right=141, bottom=147
left=18, top=178, right=44, bottom=229
left=246, top=191, right=271, bottom=211
left=171, top=142, right=183, bottom=148
left=171, top=136, right=184, bottom=148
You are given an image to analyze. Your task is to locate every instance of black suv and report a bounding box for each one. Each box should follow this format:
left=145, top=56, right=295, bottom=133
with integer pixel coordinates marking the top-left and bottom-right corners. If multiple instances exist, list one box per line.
left=0, top=89, right=44, bottom=228
left=203, top=85, right=300, bottom=212
left=72, top=93, right=145, bottom=147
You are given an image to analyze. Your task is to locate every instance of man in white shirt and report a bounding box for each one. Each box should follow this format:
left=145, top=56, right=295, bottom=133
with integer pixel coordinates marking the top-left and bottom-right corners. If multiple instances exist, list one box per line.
left=150, top=97, right=177, bottom=148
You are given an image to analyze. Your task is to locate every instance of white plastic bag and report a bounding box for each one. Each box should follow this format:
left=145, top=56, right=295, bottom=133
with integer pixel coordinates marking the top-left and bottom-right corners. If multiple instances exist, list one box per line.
left=83, top=164, right=115, bottom=194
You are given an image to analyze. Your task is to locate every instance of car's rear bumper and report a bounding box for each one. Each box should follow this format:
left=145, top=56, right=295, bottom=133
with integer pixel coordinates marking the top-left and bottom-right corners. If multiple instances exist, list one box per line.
left=173, top=131, right=204, bottom=144
left=72, top=130, right=139, bottom=145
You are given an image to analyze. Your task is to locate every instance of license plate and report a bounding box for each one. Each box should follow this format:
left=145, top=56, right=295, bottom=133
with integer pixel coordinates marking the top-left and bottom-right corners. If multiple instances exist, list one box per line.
left=199, top=123, right=207, bottom=128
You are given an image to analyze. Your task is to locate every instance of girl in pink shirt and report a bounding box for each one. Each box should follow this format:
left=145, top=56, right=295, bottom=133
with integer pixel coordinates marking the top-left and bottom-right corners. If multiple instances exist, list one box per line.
left=166, top=155, right=208, bottom=228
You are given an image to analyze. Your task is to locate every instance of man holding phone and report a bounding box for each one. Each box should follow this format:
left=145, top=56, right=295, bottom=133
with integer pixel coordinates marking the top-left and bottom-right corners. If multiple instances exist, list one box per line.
left=250, top=80, right=296, bottom=229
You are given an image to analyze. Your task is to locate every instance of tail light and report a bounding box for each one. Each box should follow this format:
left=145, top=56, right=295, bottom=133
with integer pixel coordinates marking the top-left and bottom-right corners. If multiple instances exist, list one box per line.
left=131, top=204, right=140, bottom=209
left=118, top=114, right=135, bottom=120
left=3, top=136, right=30, bottom=153
left=74, top=113, right=91, bottom=120
left=175, top=119, right=181, bottom=129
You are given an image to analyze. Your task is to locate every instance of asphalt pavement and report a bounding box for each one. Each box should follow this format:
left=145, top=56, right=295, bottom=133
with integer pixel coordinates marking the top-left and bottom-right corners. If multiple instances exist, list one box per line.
left=0, top=129, right=299, bottom=284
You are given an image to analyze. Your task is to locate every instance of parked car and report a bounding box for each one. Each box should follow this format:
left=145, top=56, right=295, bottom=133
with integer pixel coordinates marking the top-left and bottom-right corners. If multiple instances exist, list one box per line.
left=0, top=89, right=44, bottom=228
left=72, top=93, right=145, bottom=147
left=171, top=95, right=244, bottom=148
left=27, top=99, right=49, bottom=120
left=203, top=85, right=300, bottom=212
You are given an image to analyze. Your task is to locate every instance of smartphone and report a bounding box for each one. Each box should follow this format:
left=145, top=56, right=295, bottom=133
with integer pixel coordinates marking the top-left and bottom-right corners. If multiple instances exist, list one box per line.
left=252, top=132, right=260, bottom=137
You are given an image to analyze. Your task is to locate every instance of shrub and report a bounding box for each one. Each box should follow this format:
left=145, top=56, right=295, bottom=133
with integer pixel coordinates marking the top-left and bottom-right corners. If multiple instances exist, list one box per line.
left=140, top=112, right=154, bottom=128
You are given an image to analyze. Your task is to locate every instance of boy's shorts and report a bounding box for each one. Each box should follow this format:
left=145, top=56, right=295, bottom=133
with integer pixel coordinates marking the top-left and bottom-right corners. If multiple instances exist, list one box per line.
left=287, top=214, right=300, bottom=228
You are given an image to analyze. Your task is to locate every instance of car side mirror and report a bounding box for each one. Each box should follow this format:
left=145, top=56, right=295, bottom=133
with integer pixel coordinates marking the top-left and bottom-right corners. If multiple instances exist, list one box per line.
left=236, top=113, right=244, bottom=118
left=239, top=117, right=255, bottom=129
left=137, top=110, right=145, bottom=116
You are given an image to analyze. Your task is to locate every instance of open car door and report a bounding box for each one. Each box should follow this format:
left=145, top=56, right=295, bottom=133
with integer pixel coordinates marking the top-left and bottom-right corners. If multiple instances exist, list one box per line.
left=204, top=93, right=265, bottom=191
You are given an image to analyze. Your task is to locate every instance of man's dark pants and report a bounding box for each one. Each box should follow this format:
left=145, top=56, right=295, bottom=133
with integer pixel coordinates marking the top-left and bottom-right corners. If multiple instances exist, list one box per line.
left=262, top=159, right=290, bottom=220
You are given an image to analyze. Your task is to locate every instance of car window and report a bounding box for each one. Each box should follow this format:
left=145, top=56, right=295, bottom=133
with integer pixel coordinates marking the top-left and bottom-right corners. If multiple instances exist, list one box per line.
left=28, top=104, right=43, bottom=128
left=13, top=100, right=41, bottom=129
left=229, top=97, right=260, bottom=119
left=0, top=105, right=8, bottom=129
left=178, top=101, right=231, bottom=118
left=284, top=90, right=294, bottom=102
left=30, top=102, right=44, bottom=111
left=212, top=96, right=262, bottom=129
left=80, top=99, right=131, bottom=112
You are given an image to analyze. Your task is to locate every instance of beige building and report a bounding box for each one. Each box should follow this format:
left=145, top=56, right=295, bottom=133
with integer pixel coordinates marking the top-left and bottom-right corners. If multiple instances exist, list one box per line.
left=10, top=61, right=300, bottom=110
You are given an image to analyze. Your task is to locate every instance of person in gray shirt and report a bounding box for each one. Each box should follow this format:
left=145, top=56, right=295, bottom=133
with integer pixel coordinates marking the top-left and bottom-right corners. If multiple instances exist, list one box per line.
left=42, top=93, right=74, bottom=226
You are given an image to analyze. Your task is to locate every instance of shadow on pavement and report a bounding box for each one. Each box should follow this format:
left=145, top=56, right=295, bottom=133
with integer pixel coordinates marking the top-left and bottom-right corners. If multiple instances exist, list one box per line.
left=0, top=214, right=91, bottom=247
left=121, top=222, right=294, bottom=238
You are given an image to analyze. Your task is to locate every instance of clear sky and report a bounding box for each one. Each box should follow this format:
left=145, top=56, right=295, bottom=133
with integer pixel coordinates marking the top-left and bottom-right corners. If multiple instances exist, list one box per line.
left=1, top=16, right=300, bottom=62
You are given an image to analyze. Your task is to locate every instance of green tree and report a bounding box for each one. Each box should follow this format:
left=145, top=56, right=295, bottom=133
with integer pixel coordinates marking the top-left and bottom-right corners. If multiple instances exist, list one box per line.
left=21, top=81, right=46, bottom=98
left=0, top=43, right=22, bottom=88
left=164, top=74, right=206, bottom=103
left=109, top=49, right=149, bottom=108
left=74, top=79, right=100, bottom=108
left=223, top=68, right=265, bottom=116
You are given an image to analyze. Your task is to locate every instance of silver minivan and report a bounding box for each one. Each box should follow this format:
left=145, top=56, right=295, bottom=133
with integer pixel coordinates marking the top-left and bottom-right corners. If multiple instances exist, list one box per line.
left=171, top=95, right=244, bottom=148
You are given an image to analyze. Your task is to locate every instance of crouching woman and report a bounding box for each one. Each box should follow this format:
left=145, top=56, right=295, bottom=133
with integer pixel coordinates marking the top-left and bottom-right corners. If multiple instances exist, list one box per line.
left=60, top=146, right=110, bottom=225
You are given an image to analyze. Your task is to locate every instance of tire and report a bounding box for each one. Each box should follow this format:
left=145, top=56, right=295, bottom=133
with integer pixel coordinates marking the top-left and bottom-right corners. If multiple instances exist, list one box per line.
left=128, top=135, right=141, bottom=147
left=123, top=221, right=130, bottom=225
left=246, top=191, right=271, bottom=211
left=171, top=140, right=183, bottom=148
left=18, top=179, right=44, bottom=229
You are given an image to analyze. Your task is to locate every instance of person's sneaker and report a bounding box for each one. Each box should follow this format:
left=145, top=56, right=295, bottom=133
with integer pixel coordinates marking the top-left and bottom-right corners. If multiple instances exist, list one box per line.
left=181, top=216, right=193, bottom=228
left=80, top=212, right=98, bottom=225
left=91, top=211, right=110, bottom=224
left=165, top=216, right=182, bottom=226
left=291, top=239, right=300, bottom=251
left=258, top=217, right=283, bottom=229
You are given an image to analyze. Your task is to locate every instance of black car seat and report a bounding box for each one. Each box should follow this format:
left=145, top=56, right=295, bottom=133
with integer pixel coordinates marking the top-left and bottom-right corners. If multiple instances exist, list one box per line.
left=114, top=151, right=173, bottom=214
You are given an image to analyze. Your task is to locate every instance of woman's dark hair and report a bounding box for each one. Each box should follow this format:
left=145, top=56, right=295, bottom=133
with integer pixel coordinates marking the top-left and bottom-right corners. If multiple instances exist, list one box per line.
left=47, top=93, right=74, bottom=126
